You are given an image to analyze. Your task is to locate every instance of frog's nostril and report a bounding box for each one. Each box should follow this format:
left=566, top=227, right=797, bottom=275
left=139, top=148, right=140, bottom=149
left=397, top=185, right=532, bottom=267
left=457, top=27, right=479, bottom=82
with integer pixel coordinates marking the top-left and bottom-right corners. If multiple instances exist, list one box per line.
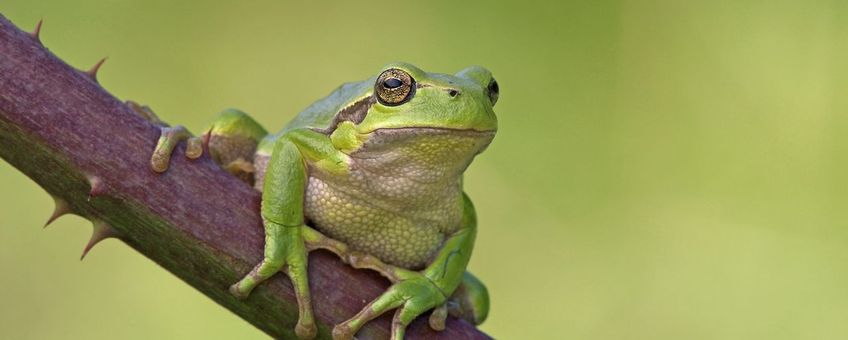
left=448, top=89, right=459, bottom=97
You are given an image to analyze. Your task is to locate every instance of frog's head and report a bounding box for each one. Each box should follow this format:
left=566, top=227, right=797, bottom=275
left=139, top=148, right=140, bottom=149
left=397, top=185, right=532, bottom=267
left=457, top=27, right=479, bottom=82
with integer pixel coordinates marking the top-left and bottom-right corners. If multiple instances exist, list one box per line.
left=331, top=62, right=499, bottom=180
left=354, top=62, right=499, bottom=134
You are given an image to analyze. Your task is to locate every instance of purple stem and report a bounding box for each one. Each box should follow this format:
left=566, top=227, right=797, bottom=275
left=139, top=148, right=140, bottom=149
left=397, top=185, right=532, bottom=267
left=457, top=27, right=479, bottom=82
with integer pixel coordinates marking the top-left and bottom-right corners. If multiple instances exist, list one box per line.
left=0, top=14, right=489, bottom=340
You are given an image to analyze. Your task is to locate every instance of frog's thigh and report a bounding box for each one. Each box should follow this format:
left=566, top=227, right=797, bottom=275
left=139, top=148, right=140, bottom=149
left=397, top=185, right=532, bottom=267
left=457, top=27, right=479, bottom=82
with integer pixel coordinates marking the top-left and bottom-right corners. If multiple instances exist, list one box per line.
left=205, top=109, right=268, bottom=181
left=448, top=271, right=490, bottom=325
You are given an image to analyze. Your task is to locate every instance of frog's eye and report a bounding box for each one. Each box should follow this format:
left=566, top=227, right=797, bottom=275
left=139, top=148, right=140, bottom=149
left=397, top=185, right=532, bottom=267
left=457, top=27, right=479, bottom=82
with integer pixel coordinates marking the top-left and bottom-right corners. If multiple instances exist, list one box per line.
left=487, top=78, right=499, bottom=106
left=375, top=68, right=415, bottom=106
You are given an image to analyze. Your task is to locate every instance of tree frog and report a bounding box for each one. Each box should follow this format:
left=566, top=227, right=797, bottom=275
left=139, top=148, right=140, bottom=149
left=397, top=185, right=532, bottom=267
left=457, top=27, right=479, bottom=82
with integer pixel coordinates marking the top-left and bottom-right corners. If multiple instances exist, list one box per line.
left=147, top=62, right=498, bottom=339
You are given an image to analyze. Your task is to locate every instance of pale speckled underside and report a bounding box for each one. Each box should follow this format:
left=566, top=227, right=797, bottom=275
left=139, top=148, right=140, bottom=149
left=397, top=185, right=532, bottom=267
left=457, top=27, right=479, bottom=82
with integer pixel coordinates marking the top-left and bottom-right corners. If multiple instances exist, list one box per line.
left=255, top=128, right=494, bottom=269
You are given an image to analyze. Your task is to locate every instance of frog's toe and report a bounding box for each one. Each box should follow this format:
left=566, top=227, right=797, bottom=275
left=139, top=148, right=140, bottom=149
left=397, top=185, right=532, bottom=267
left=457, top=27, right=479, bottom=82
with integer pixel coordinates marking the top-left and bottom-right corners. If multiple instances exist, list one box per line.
left=333, top=286, right=404, bottom=340
left=428, top=303, right=448, bottom=331
left=228, top=282, right=250, bottom=300
left=301, top=226, right=349, bottom=260
left=295, top=321, right=317, bottom=339
left=230, top=258, right=284, bottom=300
left=344, top=250, right=418, bottom=283
left=185, top=133, right=204, bottom=159
left=390, top=296, right=434, bottom=340
left=331, top=323, right=355, bottom=340
left=334, top=276, right=443, bottom=340
left=285, top=255, right=317, bottom=339
left=150, top=125, right=204, bottom=172
left=224, top=158, right=255, bottom=174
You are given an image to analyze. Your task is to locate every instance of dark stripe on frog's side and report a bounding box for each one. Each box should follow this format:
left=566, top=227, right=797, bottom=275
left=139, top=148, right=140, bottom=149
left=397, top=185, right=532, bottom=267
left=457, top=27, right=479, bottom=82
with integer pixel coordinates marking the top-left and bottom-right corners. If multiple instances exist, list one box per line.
left=314, top=83, right=432, bottom=135
left=317, top=96, right=375, bottom=134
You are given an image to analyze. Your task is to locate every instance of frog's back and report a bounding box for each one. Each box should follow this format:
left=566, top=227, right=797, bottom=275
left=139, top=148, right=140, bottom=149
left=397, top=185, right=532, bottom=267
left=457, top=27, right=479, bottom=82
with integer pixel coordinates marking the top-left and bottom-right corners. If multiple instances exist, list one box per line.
left=256, top=78, right=374, bottom=154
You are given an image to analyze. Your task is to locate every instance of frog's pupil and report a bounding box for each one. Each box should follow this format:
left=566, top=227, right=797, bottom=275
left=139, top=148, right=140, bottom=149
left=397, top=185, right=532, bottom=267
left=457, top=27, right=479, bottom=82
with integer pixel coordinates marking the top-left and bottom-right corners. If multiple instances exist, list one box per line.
left=384, top=78, right=403, bottom=89
left=489, top=80, right=499, bottom=94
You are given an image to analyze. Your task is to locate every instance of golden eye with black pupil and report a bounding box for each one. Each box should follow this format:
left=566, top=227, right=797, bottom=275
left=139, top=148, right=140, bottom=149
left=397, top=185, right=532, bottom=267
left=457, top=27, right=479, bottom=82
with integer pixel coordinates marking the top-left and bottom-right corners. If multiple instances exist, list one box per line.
left=375, top=68, right=415, bottom=106
left=487, top=78, right=499, bottom=106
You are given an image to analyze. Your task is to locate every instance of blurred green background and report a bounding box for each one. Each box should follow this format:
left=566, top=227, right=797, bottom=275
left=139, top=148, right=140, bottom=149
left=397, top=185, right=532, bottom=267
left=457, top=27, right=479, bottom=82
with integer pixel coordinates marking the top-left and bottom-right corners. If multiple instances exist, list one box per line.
left=1, top=1, right=846, bottom=339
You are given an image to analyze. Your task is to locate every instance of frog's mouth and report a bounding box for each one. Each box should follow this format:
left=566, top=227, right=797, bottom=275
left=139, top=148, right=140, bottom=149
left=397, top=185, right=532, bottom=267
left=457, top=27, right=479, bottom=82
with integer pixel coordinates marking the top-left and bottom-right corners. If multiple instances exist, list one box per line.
left=356, top=127, right=495, bottom=158
left=363, top=127, right=497, bottom=151
left=369, top=127, right=496, bottom=138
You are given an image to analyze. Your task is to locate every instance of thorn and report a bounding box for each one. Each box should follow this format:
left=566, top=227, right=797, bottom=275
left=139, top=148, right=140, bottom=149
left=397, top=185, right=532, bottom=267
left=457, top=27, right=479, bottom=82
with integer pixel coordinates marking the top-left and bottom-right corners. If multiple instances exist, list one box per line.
left=30, top=19, right=43, bottom=42
left=85, top=58, right=107, bottom=83
left=87, top=175, right=105, bottom=200
left=44, top=195, right=72, bottom=228
left=81, top=219, right=118, bottom=260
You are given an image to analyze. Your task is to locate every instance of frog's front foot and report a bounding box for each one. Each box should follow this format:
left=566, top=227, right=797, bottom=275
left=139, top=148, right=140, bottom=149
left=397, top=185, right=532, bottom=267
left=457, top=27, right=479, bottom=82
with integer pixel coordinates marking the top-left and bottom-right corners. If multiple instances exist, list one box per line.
left=332, top=273, right=448, bottom=340
left=150, top=125, right=205, bottom=172
left=229, top=223, right=318, bottom=339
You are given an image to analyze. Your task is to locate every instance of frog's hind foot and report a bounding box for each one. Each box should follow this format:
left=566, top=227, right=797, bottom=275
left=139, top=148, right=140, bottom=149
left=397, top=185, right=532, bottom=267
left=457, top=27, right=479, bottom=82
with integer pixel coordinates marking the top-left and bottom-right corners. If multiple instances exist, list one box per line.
left=223, top=158, right=256, bottom=185
left=128, top=100, right=204, bottom=173
left=205, top=109, right=267, bottom=183
left=141, top=106, right=268, bottom=176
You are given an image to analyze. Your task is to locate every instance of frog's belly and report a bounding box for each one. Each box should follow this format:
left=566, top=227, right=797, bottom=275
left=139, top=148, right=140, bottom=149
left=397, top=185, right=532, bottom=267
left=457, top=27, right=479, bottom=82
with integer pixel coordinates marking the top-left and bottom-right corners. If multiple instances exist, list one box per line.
left=303, top=177, right=446, bottom=269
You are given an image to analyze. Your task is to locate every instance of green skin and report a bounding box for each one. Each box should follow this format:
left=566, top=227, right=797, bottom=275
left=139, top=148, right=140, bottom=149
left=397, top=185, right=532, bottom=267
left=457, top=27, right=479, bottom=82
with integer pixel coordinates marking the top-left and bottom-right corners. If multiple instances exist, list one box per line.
left=148, top=62, right=498, bottom=339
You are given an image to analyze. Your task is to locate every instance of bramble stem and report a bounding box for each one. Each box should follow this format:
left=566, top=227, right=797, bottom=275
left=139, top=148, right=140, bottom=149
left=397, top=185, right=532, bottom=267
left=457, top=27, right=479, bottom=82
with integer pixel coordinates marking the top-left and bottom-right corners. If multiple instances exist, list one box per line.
left=0, top=14, right=488, bottom=340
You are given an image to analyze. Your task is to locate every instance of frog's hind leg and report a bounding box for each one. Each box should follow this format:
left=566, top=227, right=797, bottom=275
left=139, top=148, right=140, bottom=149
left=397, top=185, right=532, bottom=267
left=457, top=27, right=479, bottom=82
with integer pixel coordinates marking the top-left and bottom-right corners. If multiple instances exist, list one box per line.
left=129, top=101, right=204, bottom=172
left=204, top=109, right=268, bottom=184
left=446, top=271, right=489, bottom=325
left=142, top=105, right=268, bottom=184
left=421, top=271, right=490, bottom=332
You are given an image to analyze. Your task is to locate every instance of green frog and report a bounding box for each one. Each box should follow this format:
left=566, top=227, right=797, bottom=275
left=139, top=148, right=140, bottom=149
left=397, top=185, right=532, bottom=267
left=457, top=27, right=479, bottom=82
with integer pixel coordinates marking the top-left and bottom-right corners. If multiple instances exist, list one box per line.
left=147, top=62, right=498, bottom=339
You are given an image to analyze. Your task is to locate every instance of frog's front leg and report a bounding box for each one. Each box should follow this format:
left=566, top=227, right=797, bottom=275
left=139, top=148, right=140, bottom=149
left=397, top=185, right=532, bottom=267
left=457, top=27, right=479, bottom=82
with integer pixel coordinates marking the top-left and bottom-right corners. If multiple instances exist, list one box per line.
left=229, top=129, right=349, bottom=339
left=333, top=193, right=483, bottom=340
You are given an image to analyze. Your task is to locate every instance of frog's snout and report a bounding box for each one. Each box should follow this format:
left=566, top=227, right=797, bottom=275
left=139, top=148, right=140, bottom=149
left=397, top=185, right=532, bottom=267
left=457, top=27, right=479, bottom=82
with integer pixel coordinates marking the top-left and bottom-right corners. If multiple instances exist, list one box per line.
left=456, top=66, right=492, bottom=85
left=456, top=66, right=499, bottom=107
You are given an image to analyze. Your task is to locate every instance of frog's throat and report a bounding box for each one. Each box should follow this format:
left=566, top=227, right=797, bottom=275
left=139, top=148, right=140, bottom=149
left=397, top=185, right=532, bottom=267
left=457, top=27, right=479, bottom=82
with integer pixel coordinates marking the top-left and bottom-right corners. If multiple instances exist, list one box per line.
left=346, top=127, right=495, bottom=184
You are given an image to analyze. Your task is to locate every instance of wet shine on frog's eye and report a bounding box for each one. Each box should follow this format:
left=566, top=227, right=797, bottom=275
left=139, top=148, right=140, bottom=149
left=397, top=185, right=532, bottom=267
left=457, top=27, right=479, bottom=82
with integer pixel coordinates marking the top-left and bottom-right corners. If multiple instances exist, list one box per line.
left=375, top=68, right=415, bottom=106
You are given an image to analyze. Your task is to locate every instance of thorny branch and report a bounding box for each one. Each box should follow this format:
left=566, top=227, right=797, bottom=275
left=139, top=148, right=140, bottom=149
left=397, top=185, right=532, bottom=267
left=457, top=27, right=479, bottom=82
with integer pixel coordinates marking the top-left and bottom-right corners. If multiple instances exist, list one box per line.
left=0, top=15, right=489, bottom=339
